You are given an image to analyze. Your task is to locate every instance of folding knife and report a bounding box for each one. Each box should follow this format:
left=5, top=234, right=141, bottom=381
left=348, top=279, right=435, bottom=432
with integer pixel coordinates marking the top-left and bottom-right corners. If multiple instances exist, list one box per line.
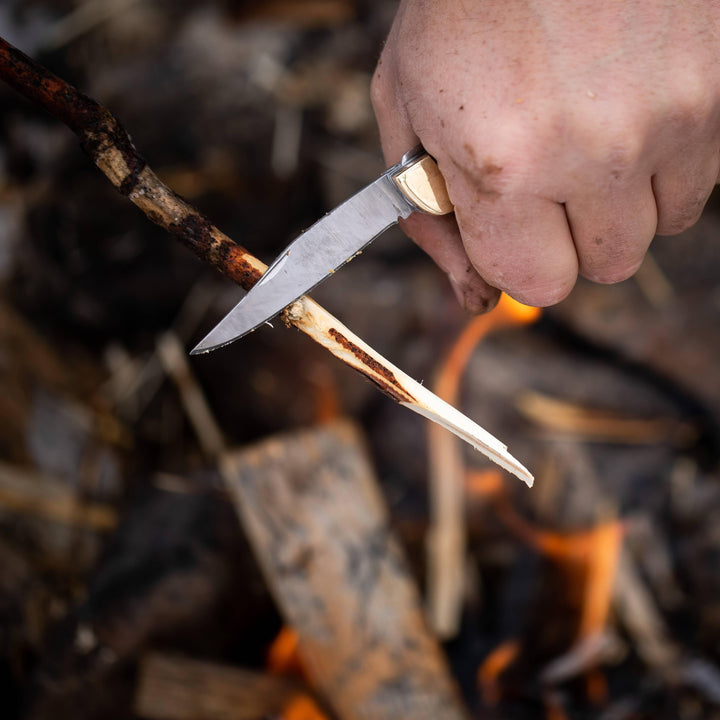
left=191, top=147, right=453, bottom=355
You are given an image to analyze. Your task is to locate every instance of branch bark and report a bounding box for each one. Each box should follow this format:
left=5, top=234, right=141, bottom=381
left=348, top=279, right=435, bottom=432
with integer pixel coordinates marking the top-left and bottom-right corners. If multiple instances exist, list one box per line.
left=0, top=36, right=532, bottom=486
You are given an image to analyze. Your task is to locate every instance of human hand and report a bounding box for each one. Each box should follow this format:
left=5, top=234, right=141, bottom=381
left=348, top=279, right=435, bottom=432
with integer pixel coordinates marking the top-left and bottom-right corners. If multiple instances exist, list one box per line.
left=372, top=0, right=720, bottom=312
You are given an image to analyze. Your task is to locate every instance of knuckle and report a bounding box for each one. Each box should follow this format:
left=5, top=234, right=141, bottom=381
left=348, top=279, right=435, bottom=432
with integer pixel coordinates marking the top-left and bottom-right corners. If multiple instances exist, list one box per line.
left=657, top=192, right=708, bottom=235
left=667, top=65, right=714, bottom=130
left=577, top=110, right=646, bottom=176
left=581, top=250, right=646, bottom=284
left=449, top=121, right=529, bottom=196
left=600, top=131, right=645, bottom=177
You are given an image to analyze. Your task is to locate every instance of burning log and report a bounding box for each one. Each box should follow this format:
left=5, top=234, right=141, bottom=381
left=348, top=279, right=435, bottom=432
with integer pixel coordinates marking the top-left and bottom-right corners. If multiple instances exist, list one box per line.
left=0, top=36, right=532, bottom=487
left=221, top=421, right=470, bottom=720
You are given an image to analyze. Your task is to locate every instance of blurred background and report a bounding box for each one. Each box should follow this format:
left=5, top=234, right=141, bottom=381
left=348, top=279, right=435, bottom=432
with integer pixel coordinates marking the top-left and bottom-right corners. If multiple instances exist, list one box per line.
left=1, top=1, right=720, bottom=718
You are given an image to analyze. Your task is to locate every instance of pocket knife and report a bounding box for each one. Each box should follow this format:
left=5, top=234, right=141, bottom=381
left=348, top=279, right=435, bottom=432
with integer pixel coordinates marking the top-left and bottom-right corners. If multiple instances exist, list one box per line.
left=191, top=147, right=453, bottom=355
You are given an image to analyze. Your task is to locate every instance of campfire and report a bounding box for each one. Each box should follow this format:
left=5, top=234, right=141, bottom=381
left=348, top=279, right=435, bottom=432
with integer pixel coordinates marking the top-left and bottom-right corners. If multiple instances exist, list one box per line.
left=1, top=2, right=720, bottom=720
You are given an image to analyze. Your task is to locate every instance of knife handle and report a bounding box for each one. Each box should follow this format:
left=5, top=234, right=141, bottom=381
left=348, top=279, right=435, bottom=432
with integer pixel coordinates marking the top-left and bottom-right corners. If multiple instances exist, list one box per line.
left=393, top=153, right=454, bottom=216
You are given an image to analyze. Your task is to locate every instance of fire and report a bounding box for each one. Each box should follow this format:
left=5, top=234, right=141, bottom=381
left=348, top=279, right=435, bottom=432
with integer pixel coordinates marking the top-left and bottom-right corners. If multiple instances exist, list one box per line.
left=267, top=627, right=331, bottom=720
left=469, top=470, right=624, bottom=706
left=465, top=468, right=506, bottom=499
left=477, top=639, right=520, bottom=706
left=309, top=364, right=341, bottom=424
left=281, top=695, right=329, bottom=720
left=267, top=626, right=304, bottom=677
left=435, top=293, right=541, bottom=404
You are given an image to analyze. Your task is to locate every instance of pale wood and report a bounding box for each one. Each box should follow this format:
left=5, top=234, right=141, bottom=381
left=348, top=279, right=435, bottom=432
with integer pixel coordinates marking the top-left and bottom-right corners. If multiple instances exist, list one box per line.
left=393, top=154, right=454, bottom=215
left=426, top=414, right=466, bottom=639
left=516, top=390, right=683, bottom=445
left=135, top=652, right=303, bottom=720
left=132, top=165, right=532, bottom=485
left=221, top=421, right=471, bottom=720
left=156, top=330, right=226, bottom=460
left=285, top=298, right=533, bottom=487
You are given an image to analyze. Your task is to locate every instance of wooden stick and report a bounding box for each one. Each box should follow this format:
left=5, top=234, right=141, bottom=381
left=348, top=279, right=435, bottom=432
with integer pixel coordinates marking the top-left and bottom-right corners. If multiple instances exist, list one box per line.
left=0, top=36, right=532, bottom=487
left=426, top=296, right=540, bottom=637
left=156, top=331, right=226, bottom=460
left=516, top=391, right=688, bottom=445
left=221, top=421, right=471, bottom=720
left=135, top=652, right=305, bottom=720
left=0, top=461, right=117, bottom=531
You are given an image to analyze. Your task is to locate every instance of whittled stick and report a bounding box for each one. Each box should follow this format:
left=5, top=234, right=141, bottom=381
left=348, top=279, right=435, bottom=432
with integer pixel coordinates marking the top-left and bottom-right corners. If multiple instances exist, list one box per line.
left=0, top=37, right=532, bottom=486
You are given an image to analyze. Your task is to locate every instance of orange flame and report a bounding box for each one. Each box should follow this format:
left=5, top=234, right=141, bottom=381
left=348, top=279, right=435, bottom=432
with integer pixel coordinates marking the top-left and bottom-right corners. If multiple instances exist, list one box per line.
left=477, top=639, right=521, bottom=706
left=281, top=695, right=330, bottom=720
left=267, top=626, right=304, bottom=678
left=468, top=470, right=623, bottom=703
left=466, top=468, right=506, bottom=499
left=267, top=628, right=331, bottom=720
left=436, top=293, right=541, bottom=403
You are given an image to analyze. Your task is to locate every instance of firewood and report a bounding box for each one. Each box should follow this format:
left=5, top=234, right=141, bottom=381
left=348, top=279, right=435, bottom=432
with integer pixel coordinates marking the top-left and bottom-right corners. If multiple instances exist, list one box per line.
left=135, top=652, right=305, bottom=720
left=221, top=421, right=471, bottom=720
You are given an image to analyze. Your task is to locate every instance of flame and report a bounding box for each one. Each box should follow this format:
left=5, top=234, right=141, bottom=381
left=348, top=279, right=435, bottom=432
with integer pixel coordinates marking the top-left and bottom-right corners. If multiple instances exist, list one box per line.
left=577, top=522, right=623, bottom=643
left=309, top=364, right=341, bottom=424
left=477, top=639, right=521, bottom=706
left=465, top=468, right=506, bottom=499
left=267, top=628, right=331, bottom=720
left=281, top=695, right=330, bottom=720
left=436, top=293, right=541, bottom=403
left=468, top=469, right=623, bottom=703
left=267, top=626, right=304, bottom=677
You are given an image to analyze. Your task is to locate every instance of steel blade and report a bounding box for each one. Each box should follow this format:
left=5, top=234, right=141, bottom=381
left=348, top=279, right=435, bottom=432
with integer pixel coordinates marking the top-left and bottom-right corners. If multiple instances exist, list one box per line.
left=191, top=174, right=414, bottom=354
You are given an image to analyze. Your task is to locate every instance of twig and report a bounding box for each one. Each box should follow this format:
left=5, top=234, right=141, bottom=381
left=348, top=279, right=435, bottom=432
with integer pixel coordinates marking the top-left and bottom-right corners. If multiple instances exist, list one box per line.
left=0, top=36, right=532, bottom=487
left=632, top=251, right=675, bottom=309
left=427, top=297, right=540, bottom=637
left=156, top=331, right=226, bottom=461
left=0, top=461, right=117, bottom=531
left=516, top=391, right=690, bottom=445
left=39, top=0, right=146, bottom=52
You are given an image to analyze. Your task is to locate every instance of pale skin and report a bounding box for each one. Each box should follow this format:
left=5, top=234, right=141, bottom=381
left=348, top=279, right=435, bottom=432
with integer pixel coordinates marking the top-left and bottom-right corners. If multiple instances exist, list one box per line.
left=371, top=0, right=720, bottom=312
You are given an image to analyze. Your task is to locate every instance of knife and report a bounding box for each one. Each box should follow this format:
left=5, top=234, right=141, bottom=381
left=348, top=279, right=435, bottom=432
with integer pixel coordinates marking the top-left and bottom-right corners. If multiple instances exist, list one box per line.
left=191, top=146, right=453, bottom=355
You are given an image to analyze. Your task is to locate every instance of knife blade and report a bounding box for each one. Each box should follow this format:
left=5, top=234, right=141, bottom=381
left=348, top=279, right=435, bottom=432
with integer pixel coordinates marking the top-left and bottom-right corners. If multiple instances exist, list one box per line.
left=191, top=146, right=452, bottom=355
